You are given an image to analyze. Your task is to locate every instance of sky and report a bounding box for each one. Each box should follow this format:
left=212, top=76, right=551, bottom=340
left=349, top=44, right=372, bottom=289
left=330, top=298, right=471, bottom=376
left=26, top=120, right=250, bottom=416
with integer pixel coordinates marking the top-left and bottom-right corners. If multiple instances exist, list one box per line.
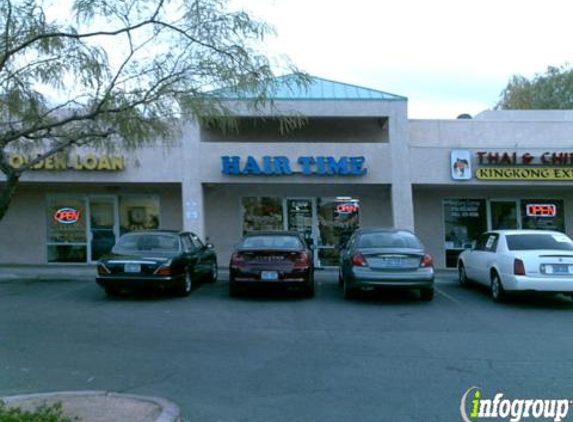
left=235, top=0, right=573, bottom=119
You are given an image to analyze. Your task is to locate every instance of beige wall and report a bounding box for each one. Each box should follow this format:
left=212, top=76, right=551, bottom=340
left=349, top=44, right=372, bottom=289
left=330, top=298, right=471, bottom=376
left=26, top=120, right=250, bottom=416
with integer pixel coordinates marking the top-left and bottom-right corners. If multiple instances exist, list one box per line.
left=203, top=184, right=392, bottom=265
left=413, top=185, right=573, bottom=268
left=0, top=184, right=182, bottom=264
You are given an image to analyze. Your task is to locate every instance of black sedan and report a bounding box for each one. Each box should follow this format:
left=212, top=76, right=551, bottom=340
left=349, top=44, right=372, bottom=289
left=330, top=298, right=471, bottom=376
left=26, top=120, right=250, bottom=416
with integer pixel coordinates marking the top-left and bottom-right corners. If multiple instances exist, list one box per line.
left=339, top=228, right=435, bottom=301
left=96, top=230, right=217, bottom=297
left=229, top=231, right=314, bottom=297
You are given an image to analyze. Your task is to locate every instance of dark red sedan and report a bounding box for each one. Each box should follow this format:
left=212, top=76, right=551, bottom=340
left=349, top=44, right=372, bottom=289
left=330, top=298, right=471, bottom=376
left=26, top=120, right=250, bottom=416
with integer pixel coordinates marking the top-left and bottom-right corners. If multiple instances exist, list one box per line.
left=229, top=231, right=314, bottom=297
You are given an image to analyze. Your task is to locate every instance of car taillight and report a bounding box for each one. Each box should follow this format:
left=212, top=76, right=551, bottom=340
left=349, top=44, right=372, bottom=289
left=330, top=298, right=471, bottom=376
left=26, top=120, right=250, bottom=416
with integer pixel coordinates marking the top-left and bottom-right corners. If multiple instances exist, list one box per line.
left=154, top=265, right=172, bottom=276
left=97, top=264, right=110, bottom=275
left=351, top=253, right=367, bottom=267
left=420, top=254, right=433, bottom=268
left=514, top=258, right=526, bottom=276
left=293, top=252, right=311, bottom=269
left=230, top=252, right=245, bottom=268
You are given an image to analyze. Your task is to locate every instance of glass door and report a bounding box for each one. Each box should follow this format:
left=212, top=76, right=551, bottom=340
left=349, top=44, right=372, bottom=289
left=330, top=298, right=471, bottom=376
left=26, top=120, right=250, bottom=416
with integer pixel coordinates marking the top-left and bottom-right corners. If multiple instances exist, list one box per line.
left=489, top=200, right=520, bottom=230
left=88, top=197, right=119, bottom=262
left=286, top=198, right=317, bottom=262
left=317, top=198, right=360, bottom=267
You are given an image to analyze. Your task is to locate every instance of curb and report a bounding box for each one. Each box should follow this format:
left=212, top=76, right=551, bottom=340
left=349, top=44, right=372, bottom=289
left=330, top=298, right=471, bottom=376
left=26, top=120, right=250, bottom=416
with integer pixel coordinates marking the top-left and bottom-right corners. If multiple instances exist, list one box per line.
left=1, top=391, right=181, bottom=422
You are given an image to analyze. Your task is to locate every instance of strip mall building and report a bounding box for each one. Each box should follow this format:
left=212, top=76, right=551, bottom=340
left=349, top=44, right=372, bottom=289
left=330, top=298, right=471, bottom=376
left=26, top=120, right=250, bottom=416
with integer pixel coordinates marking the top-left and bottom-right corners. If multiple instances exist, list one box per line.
left=3, top=76, right=573, bottom=269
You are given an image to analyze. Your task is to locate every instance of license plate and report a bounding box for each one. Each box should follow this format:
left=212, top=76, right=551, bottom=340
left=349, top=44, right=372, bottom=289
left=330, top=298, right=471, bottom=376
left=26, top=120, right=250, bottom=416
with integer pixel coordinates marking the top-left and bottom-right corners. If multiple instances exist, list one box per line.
left=261, top=271, right=279, bottom=281
left=125, top=263, right=141, bottom=273
left=382, top=258, right=402, bottom=267
left=551, top=264, right=570, bottom=274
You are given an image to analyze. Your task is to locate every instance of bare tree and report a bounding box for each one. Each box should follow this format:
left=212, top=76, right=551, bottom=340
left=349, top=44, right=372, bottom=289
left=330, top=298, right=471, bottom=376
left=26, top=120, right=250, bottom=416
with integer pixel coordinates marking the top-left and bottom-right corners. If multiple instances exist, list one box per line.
left=0, top=0, right=308, bottom=221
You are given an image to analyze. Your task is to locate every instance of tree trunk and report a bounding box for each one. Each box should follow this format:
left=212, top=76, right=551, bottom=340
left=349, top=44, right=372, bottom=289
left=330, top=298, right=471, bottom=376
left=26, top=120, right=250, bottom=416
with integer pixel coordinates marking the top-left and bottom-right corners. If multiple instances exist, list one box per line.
left=0, top=171, right=20, bottom=222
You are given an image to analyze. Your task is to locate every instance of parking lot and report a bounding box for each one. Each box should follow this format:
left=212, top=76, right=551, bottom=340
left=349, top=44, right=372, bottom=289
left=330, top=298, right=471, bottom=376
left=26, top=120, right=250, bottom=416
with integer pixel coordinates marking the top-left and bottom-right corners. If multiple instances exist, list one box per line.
left=1, top=268, right=573, bottom=422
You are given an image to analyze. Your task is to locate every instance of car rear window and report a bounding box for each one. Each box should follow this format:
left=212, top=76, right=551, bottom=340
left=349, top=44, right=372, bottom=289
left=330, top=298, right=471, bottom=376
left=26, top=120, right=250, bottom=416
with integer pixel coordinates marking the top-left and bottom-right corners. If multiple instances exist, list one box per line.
left=506, top=233, right=573, bottom=251
left=241, top=235, right=302, bottom=249
left=357, top=232, right=423, bottom=249
left=113, top=234, right=180, bottom=253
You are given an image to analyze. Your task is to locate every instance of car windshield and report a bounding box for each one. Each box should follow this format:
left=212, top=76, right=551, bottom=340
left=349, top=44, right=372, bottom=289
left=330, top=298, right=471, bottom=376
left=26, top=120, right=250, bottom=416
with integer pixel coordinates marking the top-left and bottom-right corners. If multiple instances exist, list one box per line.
left=112, top=233, right=180, bottom=254
left=357, top=231, right=423, bottom=249
left=506, top=233, right=573, bottom=251
left=241, top=235, right=302, bottom=249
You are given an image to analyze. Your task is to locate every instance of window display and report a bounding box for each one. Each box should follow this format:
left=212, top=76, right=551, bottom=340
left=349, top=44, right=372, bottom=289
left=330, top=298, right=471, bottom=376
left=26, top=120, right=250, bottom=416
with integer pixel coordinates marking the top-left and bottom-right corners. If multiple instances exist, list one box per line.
left=242, top=197, right=283, bottom=233
left=443, top=199, right=487, bottom=267
left=119, top=196, right=160, bottom=234
left=47, top=196, right=87, bottom=262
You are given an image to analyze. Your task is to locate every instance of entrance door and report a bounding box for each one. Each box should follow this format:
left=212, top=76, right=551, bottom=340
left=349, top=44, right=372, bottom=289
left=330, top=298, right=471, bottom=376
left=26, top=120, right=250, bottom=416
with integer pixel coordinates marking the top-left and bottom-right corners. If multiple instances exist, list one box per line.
left=88, top=197, right=119, bottom=262
left=286, top=199, right=317, bottom=262
left=317, top=198, right=360, bottom=267
left=489, top=200, right=520, bottom=230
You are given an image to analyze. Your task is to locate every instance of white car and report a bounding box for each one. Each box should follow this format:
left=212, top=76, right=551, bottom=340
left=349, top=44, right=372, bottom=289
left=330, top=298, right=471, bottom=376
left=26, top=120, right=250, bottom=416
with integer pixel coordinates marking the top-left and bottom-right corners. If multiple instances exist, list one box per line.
left=457, top=230, right=573, bottom=302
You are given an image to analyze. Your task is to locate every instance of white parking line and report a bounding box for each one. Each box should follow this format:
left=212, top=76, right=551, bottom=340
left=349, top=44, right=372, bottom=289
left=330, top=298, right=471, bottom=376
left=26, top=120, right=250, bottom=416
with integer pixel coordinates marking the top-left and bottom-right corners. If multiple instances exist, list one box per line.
left=435, top=285, right=464, bottom=306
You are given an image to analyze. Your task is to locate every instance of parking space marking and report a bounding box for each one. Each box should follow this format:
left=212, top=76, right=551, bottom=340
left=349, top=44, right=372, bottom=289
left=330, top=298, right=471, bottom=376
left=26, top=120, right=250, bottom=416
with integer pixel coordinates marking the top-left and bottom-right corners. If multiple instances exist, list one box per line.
left=435, top=285, right=464, bottom=306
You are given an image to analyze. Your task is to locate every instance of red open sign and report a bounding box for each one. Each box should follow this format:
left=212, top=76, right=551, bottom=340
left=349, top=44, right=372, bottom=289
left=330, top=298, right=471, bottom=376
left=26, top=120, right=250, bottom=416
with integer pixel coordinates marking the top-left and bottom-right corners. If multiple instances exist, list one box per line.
left=54, top=207, right=81, bottom=224
left=526, top=204, right=556, bottom=218
left=336, top=203, right=359, bottom=214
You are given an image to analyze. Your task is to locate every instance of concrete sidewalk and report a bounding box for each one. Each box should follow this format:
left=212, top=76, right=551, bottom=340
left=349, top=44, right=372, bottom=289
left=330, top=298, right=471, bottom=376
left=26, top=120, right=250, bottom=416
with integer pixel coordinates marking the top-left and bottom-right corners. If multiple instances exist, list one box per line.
left=0, top=264, right=96, bottom=281
left=1, top=391, right=180, bottom=422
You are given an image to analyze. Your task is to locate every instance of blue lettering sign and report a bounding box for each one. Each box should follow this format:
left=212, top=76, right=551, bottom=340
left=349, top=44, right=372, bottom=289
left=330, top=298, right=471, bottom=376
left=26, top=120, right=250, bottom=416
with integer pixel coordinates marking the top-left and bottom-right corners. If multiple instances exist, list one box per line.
left=221, top=156, right=367, bottom=176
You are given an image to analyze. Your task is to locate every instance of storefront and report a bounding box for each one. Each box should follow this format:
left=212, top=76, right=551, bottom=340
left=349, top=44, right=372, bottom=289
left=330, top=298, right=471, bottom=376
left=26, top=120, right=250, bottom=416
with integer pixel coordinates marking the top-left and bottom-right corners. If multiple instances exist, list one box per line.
left=4, top=79, right=573, bottom=268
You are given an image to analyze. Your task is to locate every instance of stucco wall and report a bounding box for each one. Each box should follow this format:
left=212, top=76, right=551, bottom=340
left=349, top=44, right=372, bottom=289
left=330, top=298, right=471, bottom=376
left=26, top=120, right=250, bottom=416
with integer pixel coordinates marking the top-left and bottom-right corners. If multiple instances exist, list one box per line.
left=203, top=183, right=392, bottom=266
left=0, top=184, right=182, bottom=264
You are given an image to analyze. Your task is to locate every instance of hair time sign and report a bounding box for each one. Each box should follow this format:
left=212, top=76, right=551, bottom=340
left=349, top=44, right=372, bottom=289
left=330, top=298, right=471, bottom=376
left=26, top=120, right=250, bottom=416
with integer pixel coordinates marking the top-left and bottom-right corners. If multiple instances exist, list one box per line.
left=221, top=155, right=367, bottom=176
left=451, top=150, right=573, bottom=181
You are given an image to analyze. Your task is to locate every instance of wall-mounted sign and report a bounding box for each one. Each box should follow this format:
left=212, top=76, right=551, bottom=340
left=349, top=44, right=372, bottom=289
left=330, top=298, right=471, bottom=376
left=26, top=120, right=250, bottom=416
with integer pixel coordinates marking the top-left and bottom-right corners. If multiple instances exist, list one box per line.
left=54, top=207, right=81, bottom=224
left=221, top=156, right=367, bottom=176
left=476, top=167, right=573, bottom=180
left=450, top=150, right=472, bottom=180
left=336, top=203, right=360, bottom=214
left=526, top=204, right=557, bottom=218
left=477, top=151, right=573, bottom=166
left=8, top=153, right=125, bottom=171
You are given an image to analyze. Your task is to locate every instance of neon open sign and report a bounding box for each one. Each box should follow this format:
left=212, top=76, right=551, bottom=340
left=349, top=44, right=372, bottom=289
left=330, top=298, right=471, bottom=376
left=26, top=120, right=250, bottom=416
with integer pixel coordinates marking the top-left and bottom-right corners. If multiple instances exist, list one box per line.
left=526, top=204, right=556, bottom=218
left=54, top=207, right=81, bottom=224
left=336, top=203, right=359, bottom=214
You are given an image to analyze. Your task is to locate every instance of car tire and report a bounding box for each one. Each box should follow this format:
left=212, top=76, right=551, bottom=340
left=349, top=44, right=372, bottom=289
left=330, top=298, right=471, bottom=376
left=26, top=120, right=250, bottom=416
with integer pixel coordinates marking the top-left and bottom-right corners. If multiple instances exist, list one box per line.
left=207, top=262, right=218, bottom=283
left=303, top=280, right=315, bottom=298
left=104, top=286, right=121, bottom=297
left=420, top=288, right=434, bottom=301
left=338, top=269, right=344, bottom=288
left=343, top=281, right=355, bottom=300
left=458, top=264, right=469, bottom=287
left=175, top=270, right=192, bottom=297
left=491, top=272, right=506, bottom=303
left=229, top=280, right=240, bottom=297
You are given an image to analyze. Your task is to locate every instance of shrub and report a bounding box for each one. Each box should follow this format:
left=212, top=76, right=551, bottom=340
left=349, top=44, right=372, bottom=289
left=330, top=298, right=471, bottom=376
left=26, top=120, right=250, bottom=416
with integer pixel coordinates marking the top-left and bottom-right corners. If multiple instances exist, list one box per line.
left=0, top=400, right=79, bottom=422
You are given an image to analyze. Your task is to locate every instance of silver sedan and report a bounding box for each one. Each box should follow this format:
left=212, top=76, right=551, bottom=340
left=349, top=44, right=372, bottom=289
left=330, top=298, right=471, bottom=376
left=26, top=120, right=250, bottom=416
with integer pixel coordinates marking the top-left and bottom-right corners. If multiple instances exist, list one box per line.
left=339, top=228, right=435, bottom=301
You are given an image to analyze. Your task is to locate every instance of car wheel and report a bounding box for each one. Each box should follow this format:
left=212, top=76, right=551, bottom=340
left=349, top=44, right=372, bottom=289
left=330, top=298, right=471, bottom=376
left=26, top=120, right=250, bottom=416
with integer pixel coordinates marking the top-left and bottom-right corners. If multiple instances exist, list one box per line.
left=338, top=268, right=344, bottom=288
left=176, top=270, right=192, bottom=297
left=207, top=262, right=218, bottom=283
left=420, top=288, right=434, bottom=301
left=458, top=264, right=469, bottom=287
left=229, top=280, right=241, bottom=297
left=303, top=280, right=315, bottom=298
left=104, top=286, right=121, bottom=297
left=491, top=273, right=506, bottom=303
left=343, top=281, right=355, bottom=300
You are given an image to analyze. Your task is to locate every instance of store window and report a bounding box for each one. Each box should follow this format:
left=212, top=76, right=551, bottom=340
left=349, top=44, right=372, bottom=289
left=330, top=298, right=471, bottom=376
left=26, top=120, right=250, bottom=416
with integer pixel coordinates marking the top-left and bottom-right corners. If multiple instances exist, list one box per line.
left=242, top=197, right=283, bottom=233
left=47, top=196, right=88, bottom=263
left=521, top=199, right=565, bottom=232
left=443, top=199, right=487, bottom=268
left=119, top=196, right=160, bottom=235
